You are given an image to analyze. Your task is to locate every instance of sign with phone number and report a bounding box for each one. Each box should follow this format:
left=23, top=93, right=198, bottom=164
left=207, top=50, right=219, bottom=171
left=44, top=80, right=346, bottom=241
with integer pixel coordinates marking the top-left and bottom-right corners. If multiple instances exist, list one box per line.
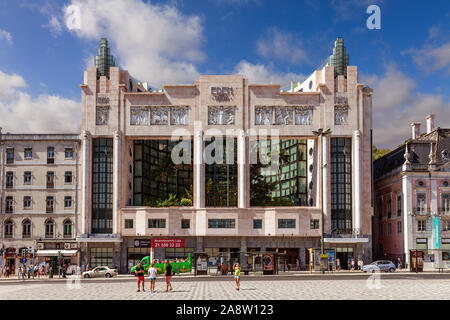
left=151, top=239, right=185, bottom=248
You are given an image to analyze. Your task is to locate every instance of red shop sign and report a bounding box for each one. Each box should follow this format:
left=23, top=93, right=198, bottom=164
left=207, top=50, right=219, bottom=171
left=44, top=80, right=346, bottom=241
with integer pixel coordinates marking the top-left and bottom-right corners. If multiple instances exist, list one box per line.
left=151, top=239, right=185, bottom=249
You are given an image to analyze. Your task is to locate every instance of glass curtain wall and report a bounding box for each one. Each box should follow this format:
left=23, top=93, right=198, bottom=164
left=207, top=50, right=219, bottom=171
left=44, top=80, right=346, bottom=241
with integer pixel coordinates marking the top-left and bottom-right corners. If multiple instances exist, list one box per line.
left=205, top=138, right=238, bottom=207
left=92, top=138, right=113, bottom=234
left=331, top=137, right=352, bottom=232
left=250, top=139, right=307, bottom=206
left=134, top=140, right=193, bottom=206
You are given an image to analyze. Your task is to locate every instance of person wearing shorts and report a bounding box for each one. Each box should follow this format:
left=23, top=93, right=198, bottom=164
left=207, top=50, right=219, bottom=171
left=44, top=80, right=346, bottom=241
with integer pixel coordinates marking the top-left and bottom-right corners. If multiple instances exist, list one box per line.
left=148, top=263, right=157, bottom=293
left=164, top=260, right=173, bottom=292
left=135, top=262, right=145, bottom=292
left=233, top=263, right=241, bottom=291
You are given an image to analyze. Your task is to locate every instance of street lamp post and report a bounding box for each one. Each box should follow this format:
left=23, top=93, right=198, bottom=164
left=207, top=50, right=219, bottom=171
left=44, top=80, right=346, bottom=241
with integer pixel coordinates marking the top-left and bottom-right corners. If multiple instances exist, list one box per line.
left=312, top=128, right=332, bottom=272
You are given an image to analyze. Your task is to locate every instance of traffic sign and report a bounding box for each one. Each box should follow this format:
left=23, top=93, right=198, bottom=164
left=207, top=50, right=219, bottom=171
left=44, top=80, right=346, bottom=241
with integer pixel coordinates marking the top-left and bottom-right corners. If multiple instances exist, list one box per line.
left=20, top=258, right=27, bottom=264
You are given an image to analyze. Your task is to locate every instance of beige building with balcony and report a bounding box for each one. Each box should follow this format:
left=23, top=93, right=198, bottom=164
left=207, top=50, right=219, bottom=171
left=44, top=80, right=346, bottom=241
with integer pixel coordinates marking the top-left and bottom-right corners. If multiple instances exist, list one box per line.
left=0, top=133, right=81, bottom=272
left=76, top=37, right=374, bottom=272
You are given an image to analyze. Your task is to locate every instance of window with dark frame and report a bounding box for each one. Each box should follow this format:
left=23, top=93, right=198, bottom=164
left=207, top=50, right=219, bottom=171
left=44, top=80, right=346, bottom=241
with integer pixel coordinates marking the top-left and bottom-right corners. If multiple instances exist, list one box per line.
left=253, top=219, right=262, bottom=229
left=24, top=171, right=32, bottom=184
left=6, top=148, right=14, bottom=164
left=397, top=195, right=402, bottom=216
left=387, top=198, right=392, bottom=219
left=331, top=138, right=352, bottom=232
left=22, top=220, right=31, bottom=238
left=64, top=196, right=72, bottom=208
left=418, top=220, right=427, bottom=231
left=208, top=219, right=235, bottom=229
left=4, top=220, right=13, bottom=238
left=310, top=219, right=320, bottom=229
left=65, top=171, right=73, bottom=184
left=6, top=172, right=13, bottom=188
left=278, top=219, right=296, bottom=229
left=46, top=196, right=54, bottom=213
left=47, top=146, right=55, bottom=164
left=387, top=222, right=392, bottom=235
left=397, top=221, right=402, bottom=234
left=148, top=219, right=166, bottom=228
left=24, top=147, right=32, bottom=159
left=46, top=171, right=55, bottom=189
left=5, top=196, right=13, bottom=213
left=23, top=196, right=32, bottom=209
left=63, top=220, right=72, bottom=238
left=181, top=219, right=190, bottom=229
left=45, top=219, right=54, bottom=238
left=125, top=219, right=134, bottom=229
left=65, top=147, right=74, bottom=159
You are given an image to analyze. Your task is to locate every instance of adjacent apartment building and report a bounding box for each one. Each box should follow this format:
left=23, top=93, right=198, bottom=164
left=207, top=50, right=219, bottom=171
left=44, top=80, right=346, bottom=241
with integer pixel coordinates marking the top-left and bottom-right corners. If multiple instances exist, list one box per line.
left=373, top=115, right=450, bottom=271
left=1, top=37, right=374, bottom=273
left=0, top=133, right=81, bottom=271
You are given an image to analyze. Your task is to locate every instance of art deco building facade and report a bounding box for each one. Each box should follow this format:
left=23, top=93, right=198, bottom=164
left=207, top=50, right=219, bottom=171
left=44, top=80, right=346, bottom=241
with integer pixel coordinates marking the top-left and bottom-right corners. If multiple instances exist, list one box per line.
left=374, top=115, right=450, bottom=271
left=75, top=38, right=374, bottom=272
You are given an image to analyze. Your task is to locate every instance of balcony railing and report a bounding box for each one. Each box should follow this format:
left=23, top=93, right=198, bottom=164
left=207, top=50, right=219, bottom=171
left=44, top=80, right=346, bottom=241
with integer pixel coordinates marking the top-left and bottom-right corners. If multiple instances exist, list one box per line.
left=413, top=208, right=431, bottom=215
left=439, top=208, right=450, bottom=215
left=46, top=206, right=54, bottom=213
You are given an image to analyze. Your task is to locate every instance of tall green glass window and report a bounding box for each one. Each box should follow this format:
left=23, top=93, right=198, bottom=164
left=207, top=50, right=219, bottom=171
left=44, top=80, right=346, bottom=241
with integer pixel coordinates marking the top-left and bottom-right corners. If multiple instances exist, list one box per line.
left=331, top=137, right=352, bottom=231
left=92, top=138, right=113, bottom=234
left=205, top=138, right=237, bottom=207
left=250, top=139, right=307, bottom=206
left=134, top=140, right=193, bottom=206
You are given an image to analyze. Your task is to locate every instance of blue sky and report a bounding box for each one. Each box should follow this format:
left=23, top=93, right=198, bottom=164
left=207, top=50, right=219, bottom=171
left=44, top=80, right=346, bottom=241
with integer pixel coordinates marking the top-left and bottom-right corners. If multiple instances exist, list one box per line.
left=0, top=0, right=449, bottom=148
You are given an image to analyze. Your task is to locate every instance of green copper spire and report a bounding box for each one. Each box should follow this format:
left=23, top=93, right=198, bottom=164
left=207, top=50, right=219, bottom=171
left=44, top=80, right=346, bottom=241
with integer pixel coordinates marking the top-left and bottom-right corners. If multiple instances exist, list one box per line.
left=327, top=37, right=349, bottom=77
left=95, top=38, right=116, bottom=78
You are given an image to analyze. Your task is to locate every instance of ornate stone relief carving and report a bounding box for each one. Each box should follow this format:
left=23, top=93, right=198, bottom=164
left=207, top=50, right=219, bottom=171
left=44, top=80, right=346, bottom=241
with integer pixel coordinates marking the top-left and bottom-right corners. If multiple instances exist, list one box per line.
left=150, top=107, right=169, bottom=125
left=170, top=107, right=189, bottom=126
left=208, top=106, right=235, bottom=125
left=295, top=107, right=313, bottom=125
left=442, top=149, right=450, bottom=162
left=96, top=106, right=109, bottom=126
left=255, top=107, right=272, bottom=125
left=334, top=105, right=348, bottom=125
left=130, top=107, right=148, bottom=126
left=274, top=107, right=293, bottom=125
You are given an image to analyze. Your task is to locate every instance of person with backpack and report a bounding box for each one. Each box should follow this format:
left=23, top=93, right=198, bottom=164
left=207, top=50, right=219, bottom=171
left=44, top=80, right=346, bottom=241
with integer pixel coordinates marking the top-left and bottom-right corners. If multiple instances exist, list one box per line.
left=164, top=260, right=173, bottom=292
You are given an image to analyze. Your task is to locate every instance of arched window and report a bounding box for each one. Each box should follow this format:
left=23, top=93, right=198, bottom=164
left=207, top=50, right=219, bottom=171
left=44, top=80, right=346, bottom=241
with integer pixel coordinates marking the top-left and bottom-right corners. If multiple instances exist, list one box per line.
left=45, top=219, right=54, bottom=239
left=63, top=219, right=72, bottom=238
left=4, top=220, right=13, bottom=238
left=22, top=219, right=31, bottom=238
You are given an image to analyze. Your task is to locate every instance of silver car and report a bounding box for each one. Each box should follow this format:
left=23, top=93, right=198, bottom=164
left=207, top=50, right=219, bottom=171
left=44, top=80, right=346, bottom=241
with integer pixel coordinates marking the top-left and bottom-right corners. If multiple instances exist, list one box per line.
left=362, top=260, right=396, bottom=273
left=82, top=266, right=118, bottom=278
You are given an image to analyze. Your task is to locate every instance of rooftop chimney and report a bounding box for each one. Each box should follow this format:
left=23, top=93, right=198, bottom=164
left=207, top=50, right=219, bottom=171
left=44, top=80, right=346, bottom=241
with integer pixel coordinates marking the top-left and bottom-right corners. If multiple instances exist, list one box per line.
left=411, top=122, right=421, bottom=140
left=426, top=114, right=435, bottom=134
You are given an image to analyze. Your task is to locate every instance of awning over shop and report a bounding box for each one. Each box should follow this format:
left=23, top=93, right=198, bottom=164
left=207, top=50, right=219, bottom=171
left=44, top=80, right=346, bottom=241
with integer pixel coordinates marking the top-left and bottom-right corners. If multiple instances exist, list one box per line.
left=36, top=250, right=78, bottom=257
left=324, top=237, right=369, bottom=244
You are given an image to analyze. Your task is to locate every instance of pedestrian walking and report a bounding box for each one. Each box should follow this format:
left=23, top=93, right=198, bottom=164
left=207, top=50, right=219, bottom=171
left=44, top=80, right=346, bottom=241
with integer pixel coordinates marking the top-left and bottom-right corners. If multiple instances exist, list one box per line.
left=233, top=263, right=241, bottom=291
left=351, top=258, right=355, bottom=271
left=148, top=263, right=157, bottom=293
left=296, top=258, right=300, bottom=271
left=216, top=262, right=221, bottom=276
left=135, top=262, right=145, bottom=292
left=357, top=258, right=362, bottom=271
left=336, top=258, right=341, bottom=271
left=397, top=257, right=402, bottom=270
left=5, top=266, right=10, bottom=278
left=164, top=260, right=173, bottom=292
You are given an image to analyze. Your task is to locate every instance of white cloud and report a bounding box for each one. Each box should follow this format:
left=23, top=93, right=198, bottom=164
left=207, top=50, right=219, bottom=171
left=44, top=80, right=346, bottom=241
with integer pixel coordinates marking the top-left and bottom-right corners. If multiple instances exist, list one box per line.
left=407, top=42, right=450, bottom=75
left=256, top=28, right=308, bottom=64
left=66, top=0, right=205, bottom=87
left=0, top=69, right=81, bottom=133
left=233, top=60, right=305, bottom=88
left=0, top=29, right=13, bottom=45
left=44, top=16, right=63, bottom=37
left=362, top=66, right=450, bottom=149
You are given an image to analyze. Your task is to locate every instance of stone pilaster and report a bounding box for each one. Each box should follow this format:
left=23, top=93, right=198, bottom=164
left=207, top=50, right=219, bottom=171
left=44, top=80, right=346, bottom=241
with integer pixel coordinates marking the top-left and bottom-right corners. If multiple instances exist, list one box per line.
left=354, top=130, right=361, bottom=234
left=113, top=130, right=121, bottom=235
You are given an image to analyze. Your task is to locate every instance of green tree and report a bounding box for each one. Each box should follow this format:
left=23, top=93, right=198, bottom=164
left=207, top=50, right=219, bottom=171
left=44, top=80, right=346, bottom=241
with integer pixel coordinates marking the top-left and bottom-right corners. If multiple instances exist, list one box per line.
left=372, top=145, right=390, bottom=161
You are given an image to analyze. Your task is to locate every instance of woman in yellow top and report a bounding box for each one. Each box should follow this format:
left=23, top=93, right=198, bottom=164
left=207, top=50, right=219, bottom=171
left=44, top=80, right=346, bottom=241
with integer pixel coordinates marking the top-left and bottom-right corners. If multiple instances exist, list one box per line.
left=233, top=263, right=241, bottom=291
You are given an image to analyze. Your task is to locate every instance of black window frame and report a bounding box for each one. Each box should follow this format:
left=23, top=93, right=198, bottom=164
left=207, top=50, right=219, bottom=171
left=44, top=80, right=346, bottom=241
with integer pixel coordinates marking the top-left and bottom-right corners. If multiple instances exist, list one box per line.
left=22, top=219, right=31, bottom=238
left=310, top=219, right=320, bottom=229
left=148, top=218, right=166, bottom=228
left=47, top=146, right=55, bottom=164
left=124, top=219, right=134, bottom=229
left=5, top=196, right=14, bottom=213
left=64, top=171, right=73, bottom=184
left=45, top=219, right=55, bottom=238
left=24, top=171, right=32, bottom=184
left=253, top=219, right=263, bottom=229
left=6, top=171, right=13, bottom=188
left=4, top=220, right=13, bottom=238
left=181, top=219, right=190, bottom=229
left=6, top=148, right=14, bottom=164
left=278, top=219, right=296, bottom=229
left=207, top=219, right=236, bottom=229
left=24, top=147, right=32, bottom=160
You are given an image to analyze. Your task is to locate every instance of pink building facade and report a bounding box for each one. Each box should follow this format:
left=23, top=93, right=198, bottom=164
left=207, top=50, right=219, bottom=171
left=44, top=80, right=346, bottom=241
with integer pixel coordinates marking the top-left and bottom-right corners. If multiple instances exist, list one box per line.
left=374, top=115, right=450, bottom=270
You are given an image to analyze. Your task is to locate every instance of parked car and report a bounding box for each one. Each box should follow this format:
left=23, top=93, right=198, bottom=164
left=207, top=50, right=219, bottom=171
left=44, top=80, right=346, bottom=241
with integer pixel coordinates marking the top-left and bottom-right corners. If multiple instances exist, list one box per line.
left=362, top=260, right=396, bottom=273
left=82, top=266, right=118, bottom=278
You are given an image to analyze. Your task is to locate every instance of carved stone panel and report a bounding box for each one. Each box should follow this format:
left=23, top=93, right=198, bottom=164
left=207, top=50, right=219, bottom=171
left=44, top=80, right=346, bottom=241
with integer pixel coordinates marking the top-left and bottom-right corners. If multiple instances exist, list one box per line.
left=274, top=107, right=293, bottom=125
left=130, top=107, right=149, bottom=126
left=295, top=107, right=313, bottom=125
left=150, top=107, right=169, bottom=125
left=170, top=107, right=189, bottom=126
left=208, top=106, right=235, bottom=125
left=96, top=106, right=109, bottom=126
left=334, top=105, right=348, bottom=125
left=255, top=106, right=273, bottom=125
